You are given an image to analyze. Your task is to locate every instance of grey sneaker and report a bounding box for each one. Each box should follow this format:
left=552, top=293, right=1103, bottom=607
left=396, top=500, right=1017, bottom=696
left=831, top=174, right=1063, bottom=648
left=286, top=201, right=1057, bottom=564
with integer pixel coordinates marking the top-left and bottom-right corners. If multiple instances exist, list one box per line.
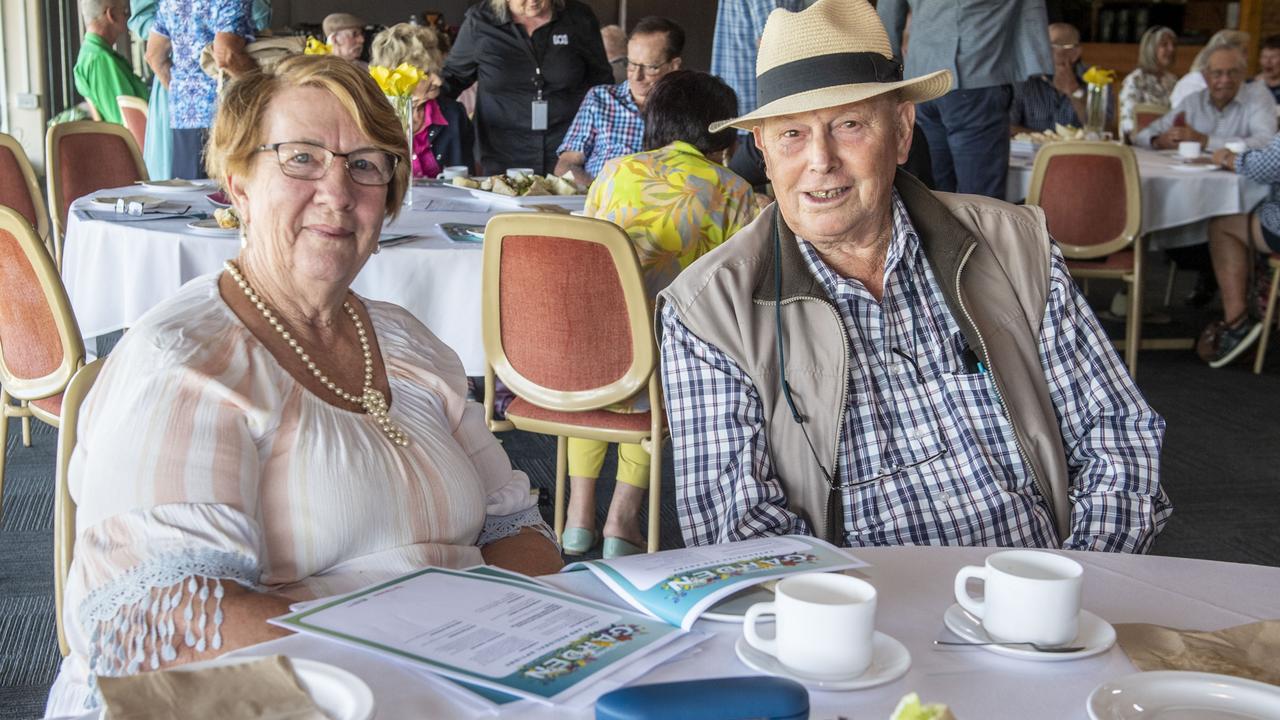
left=1208, top=318, right=1263, bottom=368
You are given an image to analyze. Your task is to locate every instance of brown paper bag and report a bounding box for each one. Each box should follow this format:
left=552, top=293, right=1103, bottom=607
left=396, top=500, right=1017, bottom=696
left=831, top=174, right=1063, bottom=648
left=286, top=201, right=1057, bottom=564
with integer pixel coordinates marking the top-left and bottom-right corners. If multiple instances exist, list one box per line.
left=98, top=655, right=327, bottom=720
left=1114, top=619, right=1280, bottom=686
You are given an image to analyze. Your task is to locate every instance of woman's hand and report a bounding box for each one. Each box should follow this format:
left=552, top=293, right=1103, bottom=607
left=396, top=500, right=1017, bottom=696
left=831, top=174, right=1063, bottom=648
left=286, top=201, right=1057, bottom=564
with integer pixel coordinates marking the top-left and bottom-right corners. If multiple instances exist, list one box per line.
left=1212, top=148, right=1238, bottom=171
left=481, top=527, right=564, bottom=577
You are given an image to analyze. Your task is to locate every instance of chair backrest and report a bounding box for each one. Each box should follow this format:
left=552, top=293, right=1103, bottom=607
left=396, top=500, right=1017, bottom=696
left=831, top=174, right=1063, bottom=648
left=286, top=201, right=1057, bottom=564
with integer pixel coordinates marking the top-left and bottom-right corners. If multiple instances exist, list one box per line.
left=1026, top=142, right=1142, bottom=260
left=481, top=213, right=655, bottom=412
left=45, top=120, right=148, bottom=267
left=0, top=132, right=51, bottom=252
left=54, top=357, right=104, bottom=657
left=0, top=206, right=86, bottom=403
left=116, top=95, right=149, bottom=152
left=1132, top=103, right=1170, bottom=134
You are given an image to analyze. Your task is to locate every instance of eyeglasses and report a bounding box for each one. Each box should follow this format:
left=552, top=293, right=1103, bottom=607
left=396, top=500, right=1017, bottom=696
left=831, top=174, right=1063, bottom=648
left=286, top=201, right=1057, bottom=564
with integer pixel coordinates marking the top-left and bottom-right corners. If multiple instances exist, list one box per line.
left=257, top=142, right=398, bottom=186
left=1050, top=42, right=1079, bottom=50
left=626, top=58, right=672, bottom=75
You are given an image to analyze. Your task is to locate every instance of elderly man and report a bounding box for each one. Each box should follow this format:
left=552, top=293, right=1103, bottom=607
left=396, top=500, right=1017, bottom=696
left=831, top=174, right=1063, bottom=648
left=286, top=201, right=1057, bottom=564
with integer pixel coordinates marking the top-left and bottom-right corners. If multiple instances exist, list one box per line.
left=1259, top=35, right=1280, bottom=104
left=554, top=17, right=684, bottom=187
left=1010, top=23, right=1111, bottom=134
left=1135, top=45, right=1276, bottom=152
left=323, top=12, right=366, bottom=63
left=74, top=0, right=148, bottom=125
left=658, top=0, right=1170, bottom=553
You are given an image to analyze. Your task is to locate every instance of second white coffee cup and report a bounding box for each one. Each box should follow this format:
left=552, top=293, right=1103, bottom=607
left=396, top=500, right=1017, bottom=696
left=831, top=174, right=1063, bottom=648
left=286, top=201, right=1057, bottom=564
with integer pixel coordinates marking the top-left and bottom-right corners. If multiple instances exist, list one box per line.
left=953, top=550, right=1083, bottom=646
left=1178, top=140, right=1203, bottom=159
left=743, top=573, right=877, bottom=678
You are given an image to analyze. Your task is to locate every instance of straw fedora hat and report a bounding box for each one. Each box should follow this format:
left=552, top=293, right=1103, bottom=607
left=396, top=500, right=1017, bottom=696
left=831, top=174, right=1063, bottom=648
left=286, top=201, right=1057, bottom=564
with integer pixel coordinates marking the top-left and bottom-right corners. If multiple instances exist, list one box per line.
left=710, top=0, right=952, bottom=132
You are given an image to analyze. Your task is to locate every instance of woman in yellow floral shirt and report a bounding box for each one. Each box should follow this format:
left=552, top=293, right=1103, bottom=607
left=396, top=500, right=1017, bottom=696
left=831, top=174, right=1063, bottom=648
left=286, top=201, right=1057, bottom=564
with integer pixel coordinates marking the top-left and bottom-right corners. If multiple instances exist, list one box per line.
left=566, top=70, right=756, bottom=558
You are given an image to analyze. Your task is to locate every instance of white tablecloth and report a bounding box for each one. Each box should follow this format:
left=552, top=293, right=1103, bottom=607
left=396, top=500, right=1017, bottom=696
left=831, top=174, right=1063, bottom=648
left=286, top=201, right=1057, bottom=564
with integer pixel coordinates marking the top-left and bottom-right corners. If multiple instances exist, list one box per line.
left=1007, top=146, right=1269, bottom=249
left=160, top=547, right=1280, bottom=720
left=61, top=184, right=578, bottom=376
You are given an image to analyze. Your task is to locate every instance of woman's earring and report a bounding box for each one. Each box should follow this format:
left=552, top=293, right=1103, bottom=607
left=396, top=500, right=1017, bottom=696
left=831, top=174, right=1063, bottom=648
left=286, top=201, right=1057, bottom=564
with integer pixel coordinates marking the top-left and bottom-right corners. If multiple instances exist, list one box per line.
left=372, top=243, right=381, bottom=255
left=239, top=227, right=248, bottom=249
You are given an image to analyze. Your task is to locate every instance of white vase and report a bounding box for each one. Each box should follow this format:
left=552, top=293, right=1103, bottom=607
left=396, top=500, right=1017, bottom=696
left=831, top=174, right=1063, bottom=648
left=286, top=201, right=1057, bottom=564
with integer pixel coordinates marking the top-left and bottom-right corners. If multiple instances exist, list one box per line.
left=387, top=94, right=414, bottom=209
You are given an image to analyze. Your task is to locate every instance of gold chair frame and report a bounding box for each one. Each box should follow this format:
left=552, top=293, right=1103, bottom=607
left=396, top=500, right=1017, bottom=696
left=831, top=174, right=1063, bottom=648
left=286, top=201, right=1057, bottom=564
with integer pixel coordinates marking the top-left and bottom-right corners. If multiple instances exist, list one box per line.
left=481, top=213, right=665, bottom=552
left=0, top=206, right=86, bottom=521
left=45, top=120, right=148, bottom=270
left=1028, top=141, right=1144, bottom=376
left=1254, top=255, right=1280, bottom=375
left=1129, top=102, right=1171, bottom=139
left=0, top=131, right=52, bottom=257
left=116, top=95, right=150, bottom=152
left=54, top=358, right=104, bottom=657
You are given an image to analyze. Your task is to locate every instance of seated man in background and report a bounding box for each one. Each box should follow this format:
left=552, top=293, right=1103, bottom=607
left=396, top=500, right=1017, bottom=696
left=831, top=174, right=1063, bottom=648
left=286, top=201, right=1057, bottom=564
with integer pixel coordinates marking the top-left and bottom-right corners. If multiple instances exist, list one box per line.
left=659, top=0, right=1170, bottom=554
left=1134, top=45, right=1276, bottom=152
left=74, top=0, right=149, bottom=125
left=324, top=12, right=366, bottom=65
left=1258, top=35, right=1280, bottom=104
left=601, top=24, right=628, bottom=83
left=554, top=17, right=684, bottom=188
left=1010, top=23, right=1110, bottom=133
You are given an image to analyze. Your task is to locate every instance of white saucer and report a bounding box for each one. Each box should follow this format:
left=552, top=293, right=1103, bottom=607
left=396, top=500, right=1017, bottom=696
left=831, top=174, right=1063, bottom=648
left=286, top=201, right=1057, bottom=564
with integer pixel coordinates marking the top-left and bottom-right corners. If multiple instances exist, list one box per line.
left=92, top=194, right=163, bottom=209
left=1088, top=671, right=1280, bottom=719
left=178, top=655, right=374, bottom=720
left=1170, top=163, right=1217, bottom=173
left=734, top=632, right=910, bottom=691
left=186, top=218, right=238, bottom=237
left=138, top=178, right=212, bottom=193
left=942, top=603, right=1115, bottom=662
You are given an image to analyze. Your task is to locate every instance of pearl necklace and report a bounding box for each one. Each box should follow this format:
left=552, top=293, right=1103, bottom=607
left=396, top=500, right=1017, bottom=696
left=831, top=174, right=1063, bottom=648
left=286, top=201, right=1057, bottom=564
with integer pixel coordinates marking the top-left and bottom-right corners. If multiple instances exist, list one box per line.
left=224, top=260, right=409, bottom=447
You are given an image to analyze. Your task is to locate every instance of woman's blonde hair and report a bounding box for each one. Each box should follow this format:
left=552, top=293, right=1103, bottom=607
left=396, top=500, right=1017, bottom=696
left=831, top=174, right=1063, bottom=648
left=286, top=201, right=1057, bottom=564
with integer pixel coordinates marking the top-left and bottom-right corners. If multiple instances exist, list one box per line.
left=206, top=55, right=410, bottom=217
left=1190, top=30, right=1250, bottom=73
left=371, top=23, right=447, bottom=74
left=1136, top=25, right=1176, bottom=74
left=486, top=0, right=565, bottom=23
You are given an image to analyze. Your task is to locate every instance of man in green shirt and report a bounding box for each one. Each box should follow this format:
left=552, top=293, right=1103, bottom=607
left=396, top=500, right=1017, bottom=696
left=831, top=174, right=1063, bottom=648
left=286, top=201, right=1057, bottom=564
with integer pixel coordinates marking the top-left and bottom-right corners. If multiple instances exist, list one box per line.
left=74, top=0, right=148, bottom=125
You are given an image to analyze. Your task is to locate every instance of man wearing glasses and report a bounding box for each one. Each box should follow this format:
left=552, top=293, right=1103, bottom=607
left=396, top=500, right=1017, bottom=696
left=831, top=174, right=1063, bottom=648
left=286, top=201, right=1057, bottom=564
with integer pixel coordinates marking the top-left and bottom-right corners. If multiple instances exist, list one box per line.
left=554, top=17, right=684, bottom=187
left=1009, top=23, right=1112, bottom=135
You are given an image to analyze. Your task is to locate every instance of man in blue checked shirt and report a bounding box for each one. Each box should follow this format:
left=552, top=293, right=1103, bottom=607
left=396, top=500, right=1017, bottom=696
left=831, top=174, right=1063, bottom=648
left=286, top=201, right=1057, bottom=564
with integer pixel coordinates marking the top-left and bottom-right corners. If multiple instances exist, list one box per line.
left=554, top=17, right=685, bottom=188
left=656, top=0, right=1171, bottom=555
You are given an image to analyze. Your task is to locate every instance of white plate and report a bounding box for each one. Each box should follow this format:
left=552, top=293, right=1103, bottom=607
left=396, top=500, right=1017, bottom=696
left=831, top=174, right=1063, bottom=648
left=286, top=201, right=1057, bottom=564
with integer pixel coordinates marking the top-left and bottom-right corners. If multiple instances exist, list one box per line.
left=455, top=185, right=587, bottom=209
left=175, top=655, right=374, bottom=720
left=92, top=194, right=164, bottom=209
left=734, top=632, right=910, bottom=691
left=1171, top=164, right=1217, bottom=173
left=138, top=178, right=212, bottom=193
left=700, top=583, right=777, bottom=623
left=942, top=603, right=1115, bottom=662
left=186, top=218, right=238, bottom=237
left=1088, top=671, right=1280, bottom=719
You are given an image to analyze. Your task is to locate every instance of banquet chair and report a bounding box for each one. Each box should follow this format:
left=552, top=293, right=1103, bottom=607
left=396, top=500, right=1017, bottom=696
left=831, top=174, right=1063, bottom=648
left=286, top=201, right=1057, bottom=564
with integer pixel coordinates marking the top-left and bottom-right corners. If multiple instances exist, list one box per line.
left=481, top=213, right=665, bottom=553
left=1130, top=103, right=1169, bottom=139
left=54, top=358, right=103, bottom=657
left=45, top=120, right=147, bottom=269
left=0, top=206, right=87, bottom=524
left=1254, top=255, right=1280, bottom=375
left=1028, top=142, right=1144, bottom=376
left=0, top=132, right=52, bottom=258
left=116, top=95, right=149, bottom=153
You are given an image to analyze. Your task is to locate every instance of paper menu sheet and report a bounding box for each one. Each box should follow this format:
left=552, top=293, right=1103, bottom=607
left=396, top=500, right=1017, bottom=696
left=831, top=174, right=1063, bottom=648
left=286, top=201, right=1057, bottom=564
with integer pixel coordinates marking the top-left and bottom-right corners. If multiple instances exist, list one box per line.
left=271, top=567, right=682, bottom=704
left=563, top=535, right=867, bottom=630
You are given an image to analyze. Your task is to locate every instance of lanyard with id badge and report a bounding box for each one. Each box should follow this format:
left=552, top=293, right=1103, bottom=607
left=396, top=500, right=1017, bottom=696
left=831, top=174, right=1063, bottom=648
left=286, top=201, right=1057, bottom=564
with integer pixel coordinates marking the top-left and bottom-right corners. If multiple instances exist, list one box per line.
left=510, top=23, right=549, bottom=130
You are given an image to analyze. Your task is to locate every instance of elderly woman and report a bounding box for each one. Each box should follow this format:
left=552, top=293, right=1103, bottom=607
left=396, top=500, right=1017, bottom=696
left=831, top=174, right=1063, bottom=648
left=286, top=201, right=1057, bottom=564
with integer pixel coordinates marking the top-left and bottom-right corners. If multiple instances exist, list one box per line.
left=372, top=23, right=475, bottom=177
left=440, top=0, right=613, bottom=175
left=562, top=70, right=756, bottom=558
left=1119, top=25, right=1177, bottom=139
left=45, top=55, right=560, bottom=715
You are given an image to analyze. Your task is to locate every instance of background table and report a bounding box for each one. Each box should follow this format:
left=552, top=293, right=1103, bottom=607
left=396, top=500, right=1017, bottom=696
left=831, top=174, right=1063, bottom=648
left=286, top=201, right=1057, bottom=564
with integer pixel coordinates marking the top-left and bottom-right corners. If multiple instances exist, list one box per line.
left=216, top=547, right=1280, bottom=720
left=1007, top=146, right=1269, bottom=249
left=61, top=184, right=580, bottom=376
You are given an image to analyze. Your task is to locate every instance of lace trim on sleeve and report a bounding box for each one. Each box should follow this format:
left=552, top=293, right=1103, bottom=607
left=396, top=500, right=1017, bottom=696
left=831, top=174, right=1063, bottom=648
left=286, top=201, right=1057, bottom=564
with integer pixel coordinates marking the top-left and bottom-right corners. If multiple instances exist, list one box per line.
left=476, top=505, right=559, bottom=551
left=77, top=548, right=258, bottom=700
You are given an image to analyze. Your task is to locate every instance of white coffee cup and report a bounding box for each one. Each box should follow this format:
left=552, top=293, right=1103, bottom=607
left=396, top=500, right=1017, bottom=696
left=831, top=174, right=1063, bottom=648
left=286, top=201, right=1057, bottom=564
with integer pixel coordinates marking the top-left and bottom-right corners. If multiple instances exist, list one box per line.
left=953, top=550, right=1082, bottom=647
left=743, top=573, right=877, bottom=678
left=505, top=167, right=535, bottom=178
left=1178, top=140, right=1202, bottom=159
left=440, top=165, right=469, bottom=179
left=1225, top=140, right=1248, bottom=154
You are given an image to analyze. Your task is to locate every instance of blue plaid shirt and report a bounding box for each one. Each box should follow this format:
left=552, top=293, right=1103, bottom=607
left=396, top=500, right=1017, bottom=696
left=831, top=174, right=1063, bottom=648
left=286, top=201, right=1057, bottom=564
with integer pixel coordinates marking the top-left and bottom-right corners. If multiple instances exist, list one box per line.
left=1235, top=132, right=1280, bottom=237
left=660, top=193, right=1171, bottom=553
left=152, top=0, right=253, bottom=129
left=711, top=0, right=806, bottom=119
left=556, top=81, right=644, bottom=178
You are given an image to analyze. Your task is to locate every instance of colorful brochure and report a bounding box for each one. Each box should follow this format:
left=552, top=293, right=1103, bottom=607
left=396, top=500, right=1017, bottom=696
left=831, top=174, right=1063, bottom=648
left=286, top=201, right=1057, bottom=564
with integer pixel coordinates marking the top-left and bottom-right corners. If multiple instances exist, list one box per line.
left=562, top=535, right=866, bottom=630
left=270, top=566, right=682, bottom=705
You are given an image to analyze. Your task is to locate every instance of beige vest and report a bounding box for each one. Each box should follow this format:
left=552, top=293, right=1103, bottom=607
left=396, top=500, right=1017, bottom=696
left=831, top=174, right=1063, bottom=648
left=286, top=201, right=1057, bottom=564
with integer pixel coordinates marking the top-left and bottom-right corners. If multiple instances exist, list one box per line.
left=658, top=171, right=1072, bottom=543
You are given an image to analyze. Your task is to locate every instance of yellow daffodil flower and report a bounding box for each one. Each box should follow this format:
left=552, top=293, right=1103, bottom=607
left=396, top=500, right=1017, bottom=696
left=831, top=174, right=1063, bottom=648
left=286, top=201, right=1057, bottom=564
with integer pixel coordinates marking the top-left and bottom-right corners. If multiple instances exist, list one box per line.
left=1082, top=66, right=1116, bottom=87
left=304, top=37, right=332, bottom=55
left=369, top=63, right=423, bottom=97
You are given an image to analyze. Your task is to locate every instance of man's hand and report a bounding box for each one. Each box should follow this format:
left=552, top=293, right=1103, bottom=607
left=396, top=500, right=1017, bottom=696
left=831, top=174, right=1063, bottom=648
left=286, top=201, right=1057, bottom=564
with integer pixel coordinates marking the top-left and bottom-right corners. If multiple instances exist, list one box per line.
left=213, top=32, right=256, bottom=79
left=1052, top=59, right=1081, bottom=98
left=1153, top=126, right=1208, bottom=149
left=552, top=152, right=592, bottom=189
left=1212, top=148, right=1237, bottom=170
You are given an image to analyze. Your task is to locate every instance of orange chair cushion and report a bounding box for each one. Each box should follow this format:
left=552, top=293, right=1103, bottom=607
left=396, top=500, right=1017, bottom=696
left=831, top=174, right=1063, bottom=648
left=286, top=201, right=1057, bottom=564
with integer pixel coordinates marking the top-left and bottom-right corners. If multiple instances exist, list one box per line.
left=31, top=392, right=63, bottom=418
left=0, top=146, right=40, bottom=232
left=55, top=132, right=142, bottom=226
left=0, top=228, right=63, bottom=382
left=498, top=235, right=635, bottom=392
left=1066, top=249, right=1135, bottom=273
left=506, top=397, right=657, bottom=433
left=1038, top=154, right=1129, bottom=250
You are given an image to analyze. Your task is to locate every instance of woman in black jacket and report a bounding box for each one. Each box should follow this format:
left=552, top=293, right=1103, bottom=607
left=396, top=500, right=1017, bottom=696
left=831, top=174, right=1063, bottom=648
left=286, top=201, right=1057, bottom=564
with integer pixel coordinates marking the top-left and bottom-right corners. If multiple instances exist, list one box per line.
left=441, top=0, right=613, bottom=175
